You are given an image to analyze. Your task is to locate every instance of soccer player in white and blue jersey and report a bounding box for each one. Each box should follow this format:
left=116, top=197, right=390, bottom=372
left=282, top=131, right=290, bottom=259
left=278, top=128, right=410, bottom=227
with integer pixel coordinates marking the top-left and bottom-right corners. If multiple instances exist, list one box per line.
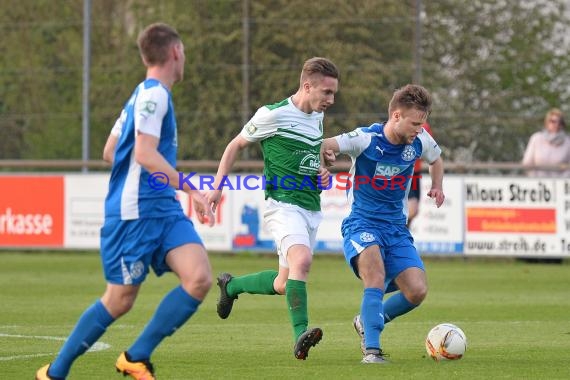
left=36, top=23, right=214, bottom=380
left=322, top=84, right=445, bottom=363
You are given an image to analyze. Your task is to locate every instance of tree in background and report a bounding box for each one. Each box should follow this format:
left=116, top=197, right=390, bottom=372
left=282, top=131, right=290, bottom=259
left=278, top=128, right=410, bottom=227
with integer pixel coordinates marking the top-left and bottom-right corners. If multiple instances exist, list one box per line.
left=422, top=0, right=570, bottom=162
left=0, top=0, right=568, bottom=163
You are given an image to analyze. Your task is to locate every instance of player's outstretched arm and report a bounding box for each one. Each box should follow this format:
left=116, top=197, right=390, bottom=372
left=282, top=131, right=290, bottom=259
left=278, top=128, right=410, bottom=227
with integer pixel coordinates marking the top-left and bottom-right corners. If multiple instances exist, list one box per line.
left=206, top=134, right=251, bottom=212
left=427, top=157, right=445, bottom=208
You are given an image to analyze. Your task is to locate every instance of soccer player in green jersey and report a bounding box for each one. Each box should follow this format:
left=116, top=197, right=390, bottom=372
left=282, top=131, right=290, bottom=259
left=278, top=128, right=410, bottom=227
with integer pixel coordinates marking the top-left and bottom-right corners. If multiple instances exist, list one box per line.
left=207, top=57, right=339, bottom=360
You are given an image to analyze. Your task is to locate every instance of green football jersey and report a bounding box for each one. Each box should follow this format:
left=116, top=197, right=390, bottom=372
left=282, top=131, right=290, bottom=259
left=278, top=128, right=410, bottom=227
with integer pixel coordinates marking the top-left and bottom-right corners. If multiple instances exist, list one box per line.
left=240, top=97, right=325, bottom=211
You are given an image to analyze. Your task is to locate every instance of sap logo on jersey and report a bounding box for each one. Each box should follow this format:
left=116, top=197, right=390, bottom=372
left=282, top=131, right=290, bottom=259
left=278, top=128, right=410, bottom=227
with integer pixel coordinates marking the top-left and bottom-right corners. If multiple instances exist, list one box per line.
left=374, top=164, right=401, bottom=177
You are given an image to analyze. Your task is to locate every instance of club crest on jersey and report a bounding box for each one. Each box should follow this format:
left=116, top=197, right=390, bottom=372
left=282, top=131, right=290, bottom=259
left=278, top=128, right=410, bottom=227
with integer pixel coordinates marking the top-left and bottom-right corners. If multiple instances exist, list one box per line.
left=359, top=232, right=375, bottom=243
left=141, top=100, right=157, bottom=116
left=401, top=145, right=416, bottom=161
left=245, top=122, right=257, bottom=135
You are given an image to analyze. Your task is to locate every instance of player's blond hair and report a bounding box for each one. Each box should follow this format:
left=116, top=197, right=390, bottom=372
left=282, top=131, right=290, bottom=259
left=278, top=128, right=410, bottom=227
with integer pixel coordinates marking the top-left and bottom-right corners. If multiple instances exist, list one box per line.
left=300, top=57, right=340, bottom=85
left=388, top=84, right=432, bottom=116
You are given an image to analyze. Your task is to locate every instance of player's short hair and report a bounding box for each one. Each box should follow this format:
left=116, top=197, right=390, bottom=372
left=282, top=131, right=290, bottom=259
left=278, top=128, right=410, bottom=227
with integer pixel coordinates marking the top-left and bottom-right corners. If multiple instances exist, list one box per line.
left=388, top=84, right=432, bottom=116
left=137, top=23, right=181, bottom=66
left=544, top=108, right=565, bottom=130
left=300, top=57, right=340, bottom=85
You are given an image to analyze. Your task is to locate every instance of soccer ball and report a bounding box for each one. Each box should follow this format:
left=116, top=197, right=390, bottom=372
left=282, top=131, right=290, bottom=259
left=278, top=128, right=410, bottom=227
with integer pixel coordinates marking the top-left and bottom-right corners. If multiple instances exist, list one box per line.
left=425, top=323, right=467, bottom=361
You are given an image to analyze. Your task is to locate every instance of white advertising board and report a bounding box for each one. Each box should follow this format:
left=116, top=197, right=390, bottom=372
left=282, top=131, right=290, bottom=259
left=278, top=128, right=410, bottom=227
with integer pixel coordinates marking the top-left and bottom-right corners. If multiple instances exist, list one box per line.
left=463, top=177, right=570, bottom=257
left=410, top=176, right=464, bottom=254
left=64, top=174, right=108, bottom=248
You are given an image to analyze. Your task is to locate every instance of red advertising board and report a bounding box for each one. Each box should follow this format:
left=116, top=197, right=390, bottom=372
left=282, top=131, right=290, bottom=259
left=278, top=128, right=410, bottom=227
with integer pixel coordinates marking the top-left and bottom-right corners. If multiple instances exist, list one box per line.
left=0, top=176, right=64, bottom=247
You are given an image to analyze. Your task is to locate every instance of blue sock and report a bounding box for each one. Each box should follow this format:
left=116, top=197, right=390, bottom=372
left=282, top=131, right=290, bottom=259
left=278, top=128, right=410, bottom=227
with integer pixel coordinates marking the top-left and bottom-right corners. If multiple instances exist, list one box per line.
left=361, top=288, right=384, bottom=351
left=383, top=292, right=417, bottom=323
left=49, top=300, right=114, bottom=378
left=127, top=286, right=201, bottom=361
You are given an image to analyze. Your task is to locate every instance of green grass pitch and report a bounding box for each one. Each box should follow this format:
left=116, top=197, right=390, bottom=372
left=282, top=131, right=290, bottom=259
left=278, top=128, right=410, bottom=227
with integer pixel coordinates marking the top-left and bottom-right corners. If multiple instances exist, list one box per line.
left=1, top=252, right=569, bottom=379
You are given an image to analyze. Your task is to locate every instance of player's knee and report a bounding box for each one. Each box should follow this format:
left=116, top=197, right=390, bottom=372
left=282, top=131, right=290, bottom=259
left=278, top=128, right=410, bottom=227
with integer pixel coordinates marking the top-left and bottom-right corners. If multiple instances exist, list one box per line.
left=110, top=295, right=136, bottom=318
left=287, top=255, right=312, bottom=278
left=196, top=271, right=213, bottom=292
left=407, top=283, right=428, bottom=305
left=101, top=287, right=137, bottom=319
left=182, top=271, right=212, bottom=298
left=199, top=272, right=213, bottom=292
left=295, top=257, right=312, bottom=275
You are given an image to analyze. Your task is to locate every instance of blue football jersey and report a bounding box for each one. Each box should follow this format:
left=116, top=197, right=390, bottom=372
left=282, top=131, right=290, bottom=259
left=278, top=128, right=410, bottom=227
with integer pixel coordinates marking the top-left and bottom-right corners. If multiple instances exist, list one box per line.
left=335, top=123, right=441, bottom=224
left=105, top=79, right=182, bottom=220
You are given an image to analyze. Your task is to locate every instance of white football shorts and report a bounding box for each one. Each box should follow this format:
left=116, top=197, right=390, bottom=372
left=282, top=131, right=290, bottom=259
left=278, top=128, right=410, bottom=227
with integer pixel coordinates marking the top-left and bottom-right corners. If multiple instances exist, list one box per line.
left=263, top=198, right=322, bottom=268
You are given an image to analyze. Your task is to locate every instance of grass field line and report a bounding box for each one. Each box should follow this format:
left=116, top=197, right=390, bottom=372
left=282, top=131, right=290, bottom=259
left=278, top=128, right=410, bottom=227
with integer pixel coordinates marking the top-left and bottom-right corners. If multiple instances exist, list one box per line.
left=0, top=333, right=110, bottom=361
left=0, top=352, right=56, bottom=361
left=0, top=333, right=67, bottom=341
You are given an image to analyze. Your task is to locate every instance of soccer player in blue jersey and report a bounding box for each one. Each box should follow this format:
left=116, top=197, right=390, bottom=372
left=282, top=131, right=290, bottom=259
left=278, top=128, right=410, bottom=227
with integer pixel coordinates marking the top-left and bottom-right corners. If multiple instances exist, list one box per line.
left=36, top=23, right=214, bottom=380
left=321, top=84, right=445, bottom=363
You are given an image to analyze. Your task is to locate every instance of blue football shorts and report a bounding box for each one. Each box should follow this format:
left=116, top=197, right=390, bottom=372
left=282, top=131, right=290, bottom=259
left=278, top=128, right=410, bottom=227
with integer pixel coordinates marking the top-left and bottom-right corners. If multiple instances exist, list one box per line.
left=100, top=213, right=203, bottom=285
left=341, top=217, right=425, bottom=293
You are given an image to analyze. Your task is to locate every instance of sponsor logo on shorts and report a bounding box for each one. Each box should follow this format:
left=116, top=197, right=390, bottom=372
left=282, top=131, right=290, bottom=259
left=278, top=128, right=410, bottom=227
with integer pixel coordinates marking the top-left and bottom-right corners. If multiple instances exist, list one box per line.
left=359, top=232, right=375, bottom=243
left=130, top=261, right=144, bottom=280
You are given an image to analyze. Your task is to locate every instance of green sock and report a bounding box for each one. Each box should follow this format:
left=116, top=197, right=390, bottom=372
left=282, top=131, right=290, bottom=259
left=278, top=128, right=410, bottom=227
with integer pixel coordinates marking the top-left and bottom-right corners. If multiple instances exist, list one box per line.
left=226, top=270, right=278, bottom=297
left=286, top=279, right=308, bottom=341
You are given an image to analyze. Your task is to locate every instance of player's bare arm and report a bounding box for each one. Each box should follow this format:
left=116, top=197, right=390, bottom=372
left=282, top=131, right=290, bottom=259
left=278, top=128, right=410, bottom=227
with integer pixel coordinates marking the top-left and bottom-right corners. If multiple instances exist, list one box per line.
left=427, top=157, right=445, bottom=208
left=207, top=134, right=252, bottom=212
left=102, top=133, right=119, bottom=164
left=135, top=132, right=214, bottom=225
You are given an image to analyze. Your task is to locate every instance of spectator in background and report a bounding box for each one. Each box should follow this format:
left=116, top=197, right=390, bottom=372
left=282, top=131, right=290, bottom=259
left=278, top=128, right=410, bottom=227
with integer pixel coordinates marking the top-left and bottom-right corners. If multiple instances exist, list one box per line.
left=407, top=122, right=433, bottom=229
left=521, top=108, right=567, bottom=265
left=522, top=108, right=570, bottom=177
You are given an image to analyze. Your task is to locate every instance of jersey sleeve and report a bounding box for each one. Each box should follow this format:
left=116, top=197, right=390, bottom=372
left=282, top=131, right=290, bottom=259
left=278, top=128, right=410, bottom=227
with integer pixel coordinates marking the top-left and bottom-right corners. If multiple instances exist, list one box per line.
left=110, top=109, right=127, bottom=138
left=334, top=127, right=371, bottom=158
left=418, top=129, right=442, bottom=164
left=134, top=85, right=169, bottom=138
left=240, top=106, right=279, bottom=142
